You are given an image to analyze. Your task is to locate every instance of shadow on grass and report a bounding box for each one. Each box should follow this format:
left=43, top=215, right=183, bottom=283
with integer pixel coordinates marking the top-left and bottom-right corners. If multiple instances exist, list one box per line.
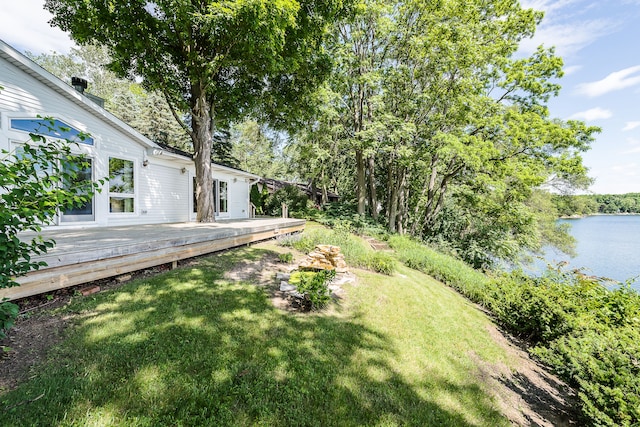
left=1, top=248, right=506, bottom=426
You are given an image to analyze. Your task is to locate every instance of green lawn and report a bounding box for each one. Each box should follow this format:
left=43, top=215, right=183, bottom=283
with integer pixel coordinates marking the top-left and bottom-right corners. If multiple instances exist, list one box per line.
left=0, top=245, right=514, bottom=426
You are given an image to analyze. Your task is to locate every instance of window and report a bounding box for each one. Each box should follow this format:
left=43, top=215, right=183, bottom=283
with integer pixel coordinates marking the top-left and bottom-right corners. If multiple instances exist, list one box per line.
left=62, top=158, right=94, bottom=221
left=10, top=118, right=94, bottom=145
left=192, top=178, right=228, bottom=215
left=193, top=177, right=198, bottom=213
left=109, top=157, right=134, bottom=213
left=218, top=181, right=228, bottom=214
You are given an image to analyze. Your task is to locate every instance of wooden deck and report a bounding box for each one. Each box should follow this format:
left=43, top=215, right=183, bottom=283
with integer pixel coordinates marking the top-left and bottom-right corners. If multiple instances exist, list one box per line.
left=0, top=218, right=305, bottom=301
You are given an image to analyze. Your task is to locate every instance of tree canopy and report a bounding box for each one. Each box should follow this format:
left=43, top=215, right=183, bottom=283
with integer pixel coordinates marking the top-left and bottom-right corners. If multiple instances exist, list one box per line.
left=43, top=0, right=598, bottom=266
left=290, top=0, right=598, bottom=267
left=46, top=0, right=348, bottom=221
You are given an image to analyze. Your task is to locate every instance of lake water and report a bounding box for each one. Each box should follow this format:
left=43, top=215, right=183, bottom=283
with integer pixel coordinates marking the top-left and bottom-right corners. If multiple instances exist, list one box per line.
left=541, top=215, right=640, bottom=290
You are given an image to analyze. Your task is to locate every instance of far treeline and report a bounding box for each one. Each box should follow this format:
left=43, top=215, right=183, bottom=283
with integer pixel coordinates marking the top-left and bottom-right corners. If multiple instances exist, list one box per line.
left=553, top=193, right=640, bottom=216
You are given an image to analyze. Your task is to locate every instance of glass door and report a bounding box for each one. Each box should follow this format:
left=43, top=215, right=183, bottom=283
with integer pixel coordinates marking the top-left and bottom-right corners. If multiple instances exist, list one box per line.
left=61, top=158, right=95, bottom=222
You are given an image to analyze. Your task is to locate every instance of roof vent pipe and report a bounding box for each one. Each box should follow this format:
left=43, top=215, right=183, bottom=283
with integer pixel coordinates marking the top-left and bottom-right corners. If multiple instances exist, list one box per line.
left=71, top=77, right=88, bottom=93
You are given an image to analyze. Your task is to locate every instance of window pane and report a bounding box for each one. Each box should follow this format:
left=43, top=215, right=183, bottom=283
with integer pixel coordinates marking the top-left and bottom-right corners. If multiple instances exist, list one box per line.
left=109, top=158, right=134, bottom=193
left=219, top=181, right=228, bottom=213
left=11, top=118, right=94, bottom=145
left=110, top=197, right=134, bottom=213
left=63, top=159, right=93, bottom=216
left=193, top=177, right=197, bottom=213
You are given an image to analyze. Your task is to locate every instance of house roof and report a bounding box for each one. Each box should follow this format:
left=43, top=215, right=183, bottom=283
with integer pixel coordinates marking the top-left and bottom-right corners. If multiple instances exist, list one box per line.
left=259, top=178, right=340, bottom=200
left=0, top=38, right=162, bottom=151
left=0, top=38, right=260, bottom=180
left=155, top=142, right=260, bottom=179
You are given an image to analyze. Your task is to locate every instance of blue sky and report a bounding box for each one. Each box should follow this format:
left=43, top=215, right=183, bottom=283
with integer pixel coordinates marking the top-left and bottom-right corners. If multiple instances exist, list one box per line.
left=1, top=0, right=639, bottom=194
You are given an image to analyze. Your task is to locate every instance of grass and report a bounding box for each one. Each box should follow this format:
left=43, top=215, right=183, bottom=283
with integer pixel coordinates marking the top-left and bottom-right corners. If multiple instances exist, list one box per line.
left=0, top=243, right=515, bottom=426
left=282, top=222, right=397, bottom=275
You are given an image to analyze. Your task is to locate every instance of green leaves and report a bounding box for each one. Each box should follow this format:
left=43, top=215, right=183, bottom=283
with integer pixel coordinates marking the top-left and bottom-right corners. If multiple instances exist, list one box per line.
left=0, top=125, right=102, bottom=289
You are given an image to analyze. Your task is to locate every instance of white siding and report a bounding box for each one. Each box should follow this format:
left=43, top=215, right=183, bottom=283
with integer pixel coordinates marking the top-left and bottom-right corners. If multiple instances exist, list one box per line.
left=139, top=162, right=190, bottom=223
left=1, top=46, right=256, bottom=227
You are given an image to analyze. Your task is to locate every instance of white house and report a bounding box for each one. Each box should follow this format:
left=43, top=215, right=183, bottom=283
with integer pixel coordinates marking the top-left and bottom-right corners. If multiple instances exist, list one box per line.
left=0, top=39, right=260, bottom=228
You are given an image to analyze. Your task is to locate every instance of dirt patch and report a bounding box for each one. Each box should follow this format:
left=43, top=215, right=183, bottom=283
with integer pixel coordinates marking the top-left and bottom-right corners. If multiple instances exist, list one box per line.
left=470, top=323, right=580, bottom=426
left=0, top=262, right=174, bottom=394
left=0, top=312, right=72, bottom=393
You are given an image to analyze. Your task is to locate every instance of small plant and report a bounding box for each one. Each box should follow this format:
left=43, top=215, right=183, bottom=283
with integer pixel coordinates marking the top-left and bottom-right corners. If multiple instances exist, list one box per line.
left=278, top=252, right=294, bottom=263
left=293, top=269, right=336, bottom=310
left=0, top=299, right=19, bottom=341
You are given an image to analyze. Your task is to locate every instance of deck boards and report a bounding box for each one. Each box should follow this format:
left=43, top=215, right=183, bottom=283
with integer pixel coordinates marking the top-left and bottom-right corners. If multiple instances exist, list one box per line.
left=0, top=218, right=305, bottom=301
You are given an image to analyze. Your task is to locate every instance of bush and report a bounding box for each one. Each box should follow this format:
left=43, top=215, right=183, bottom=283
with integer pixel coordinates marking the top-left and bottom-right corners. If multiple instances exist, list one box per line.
left=0, top=299, right=19, bottom=341
left=264, top=185, right=312, bottom=218
left=388, top=235, right=640, bottom=425
left=533, top=327, right=640, bottom=427
left=278, top=252, right=294, bottom=263
left=0, top=119, right=102, bottom=341
left=290, top=270, right=336, bottom=310
left=311, top=203, right=388, bottom=238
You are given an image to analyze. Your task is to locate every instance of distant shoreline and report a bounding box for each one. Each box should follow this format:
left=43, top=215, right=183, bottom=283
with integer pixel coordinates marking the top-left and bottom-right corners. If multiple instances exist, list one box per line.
left=559, top=213, right=640, bottom=219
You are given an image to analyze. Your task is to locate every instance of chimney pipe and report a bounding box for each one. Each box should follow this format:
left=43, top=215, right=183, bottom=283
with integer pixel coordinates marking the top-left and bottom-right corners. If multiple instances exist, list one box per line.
left=71, top=77, right=88, bottom=93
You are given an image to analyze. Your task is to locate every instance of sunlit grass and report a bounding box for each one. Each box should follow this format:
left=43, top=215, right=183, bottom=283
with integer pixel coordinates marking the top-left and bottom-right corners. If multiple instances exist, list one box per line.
left=1, top=245, right=514, bottom=426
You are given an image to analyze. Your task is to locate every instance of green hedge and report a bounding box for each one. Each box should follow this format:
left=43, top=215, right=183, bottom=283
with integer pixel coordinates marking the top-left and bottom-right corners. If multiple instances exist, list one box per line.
left=388, top=235, right=640, bottom=426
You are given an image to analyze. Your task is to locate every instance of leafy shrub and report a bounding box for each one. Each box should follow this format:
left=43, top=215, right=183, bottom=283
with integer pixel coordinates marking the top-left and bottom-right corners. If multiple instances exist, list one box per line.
left=278, top=252, right=294, bottom=263
left=291, top=270, right=336, bottom=310
left=0, top=299, right=19, bottom=341
left=264, top=185, right=312, bottom=218
left=0, top=120, right=102, bottom=340
left=389, top=234, right=640, bottom=425
left=389, top=235, right=492, bottom=305
left=533, top=327, right=640, bottom=427
left=363, top=252, right=396, bottom=275
left=311, top=202, right=388, bottom=238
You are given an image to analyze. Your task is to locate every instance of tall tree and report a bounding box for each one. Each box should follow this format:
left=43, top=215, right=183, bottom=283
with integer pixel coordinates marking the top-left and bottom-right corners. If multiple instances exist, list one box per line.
left=46, top=0, right=347, bottom=222
left=330, top=0, right=392, bottom=215
left=298, top=0, right=598, bottom=266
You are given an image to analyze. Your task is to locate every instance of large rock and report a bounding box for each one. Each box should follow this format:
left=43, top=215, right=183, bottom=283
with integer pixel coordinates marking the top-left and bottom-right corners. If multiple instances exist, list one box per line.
left=299, top=245, right=348, bottom=273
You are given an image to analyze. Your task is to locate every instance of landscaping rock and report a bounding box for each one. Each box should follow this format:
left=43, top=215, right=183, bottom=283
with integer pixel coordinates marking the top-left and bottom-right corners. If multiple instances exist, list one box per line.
left=280, top=281, right=297, bottom=292
left=299, top=245, right=348, bottom=273
left=276, top=272, right=291, bottom=281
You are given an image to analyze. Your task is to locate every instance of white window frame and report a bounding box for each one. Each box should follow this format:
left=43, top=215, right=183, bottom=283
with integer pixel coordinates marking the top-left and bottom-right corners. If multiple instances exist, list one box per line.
left=108, top=156, right=137, bottom=215
left=191, top=177, right=229, bottom=217
left=217, top=179, right=229, bottom=216
left=9, top=134, right=97, bottom=225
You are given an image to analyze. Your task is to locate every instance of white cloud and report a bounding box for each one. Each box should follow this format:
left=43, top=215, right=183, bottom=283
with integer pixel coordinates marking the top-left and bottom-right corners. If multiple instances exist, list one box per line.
left=518, top=1, right=616, bottom=58
left=623, top=121, right=640, bottom=131
left=576, top=66, right=640, bottom=97
left=519, top=19, right=613, bottom=58
left=563, top=65, right=582, bottom=76
left=0, top=0, right=76, bottom=54
left=520, top=0, right=580, bottom=16
left=568, top=107, right=613, bottom=121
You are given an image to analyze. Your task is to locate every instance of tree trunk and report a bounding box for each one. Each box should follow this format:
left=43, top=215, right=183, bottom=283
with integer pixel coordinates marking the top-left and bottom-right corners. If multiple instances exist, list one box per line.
left=397, top=167, right=406, bottom=235
left=388, top=166, right=398, bottom=233
left=191, top=81, right=215, bottom=222
left=321, top=168, right=328, bottom=204
left=368, top=154, right=378, bottom=219
left=356, top=149, right=366, bottom=215
left=310, top=179, right=318, bottom=206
